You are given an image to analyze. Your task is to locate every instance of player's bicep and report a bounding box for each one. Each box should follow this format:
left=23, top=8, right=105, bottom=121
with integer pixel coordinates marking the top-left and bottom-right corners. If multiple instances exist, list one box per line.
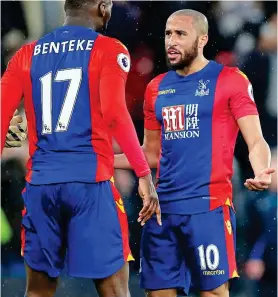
left=143, top=84, right=161, bottom=131
left=229, top=69, right=258, bottom=120
left=100, top=73, right=127, bottom=126
left=144, top=105, right=161, bottom=131
left=237, top=115, right=263, bottom=150
left=100, top=40, right=130, bottom=81
left=1, top=58, right=23, bottom=116
left=143, top=128, right=161, bottom=156
left=99, top=39, right=131, bottom=125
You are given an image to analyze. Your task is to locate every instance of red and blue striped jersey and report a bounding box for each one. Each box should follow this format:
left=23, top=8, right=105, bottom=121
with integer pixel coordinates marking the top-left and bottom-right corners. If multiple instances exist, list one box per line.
left=1, top=25, right=150, bottom=184
left=144, top=61, right=258, bottom=214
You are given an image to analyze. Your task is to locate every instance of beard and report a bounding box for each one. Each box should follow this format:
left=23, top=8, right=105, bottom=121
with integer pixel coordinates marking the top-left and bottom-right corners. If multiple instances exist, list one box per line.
left=166, top=38, right=199, bottom=70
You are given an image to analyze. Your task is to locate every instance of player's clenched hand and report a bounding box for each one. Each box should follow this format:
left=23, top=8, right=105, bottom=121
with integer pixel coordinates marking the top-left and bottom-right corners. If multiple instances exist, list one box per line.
left=244, top=168, right=276, bottom=191
left=5, top=110, right=27, bottom=148
left=138, top=173, right=161, bottom=226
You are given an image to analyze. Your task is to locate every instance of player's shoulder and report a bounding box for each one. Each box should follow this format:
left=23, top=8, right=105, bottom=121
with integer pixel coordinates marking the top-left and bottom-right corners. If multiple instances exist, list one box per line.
left=221, top=66, right=249, bottom=82
left=95, top=36, right=130, bottom=73
left=97, top=35, right=129, bottom=54
left=10, top=41, right=37, bottom=65
left=147, top=72, right=168, bottom=91
left=221, top=66, right=253, bottom=99
left=144, top=73, right=168, bottom=103
left=23, top=40, right=37, bottom=52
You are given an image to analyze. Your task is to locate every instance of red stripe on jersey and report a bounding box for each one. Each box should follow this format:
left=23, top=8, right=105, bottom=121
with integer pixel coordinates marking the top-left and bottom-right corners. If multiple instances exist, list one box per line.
left=222, top=205, right=238, bottom=278
left=21, top=207, right=27, bottom=256
left=88, top=36, right=114, bottom=182
left=144, top=73, right=166, bottom=181
left=156, top=130, right=162, bottom=182
left=209, top=68, right=237, bottom=210
left=22, top=42, right=38, bottom=183
left=110, top=182, right=132, bottom=262
left=144, top=73, right=167, bottom=131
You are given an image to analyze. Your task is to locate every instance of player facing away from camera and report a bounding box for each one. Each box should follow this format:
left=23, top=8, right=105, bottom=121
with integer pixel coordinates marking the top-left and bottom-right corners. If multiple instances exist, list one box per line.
left=114, top=9, right=275, bottom=297
left=1, top=0, right=161, bottom=296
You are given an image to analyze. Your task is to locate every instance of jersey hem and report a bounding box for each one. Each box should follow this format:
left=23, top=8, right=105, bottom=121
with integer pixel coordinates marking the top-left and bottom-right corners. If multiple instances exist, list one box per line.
left=24, top=259, right=61, bottom=278
left=25, top=176, right=112, bottom=185
left=68, top=259, right=126, bottom=279
left=159, top=196, right=234, bottom=215
left=140, top=283, right=188, bottom=296
left=199, top=275, right=240, bottom=292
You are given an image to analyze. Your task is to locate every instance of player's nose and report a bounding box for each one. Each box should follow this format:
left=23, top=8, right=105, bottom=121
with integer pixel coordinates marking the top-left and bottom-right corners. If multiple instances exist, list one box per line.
left=167, top=35, right=178, bottom=48
left=167, top=35, right=173, bottom=47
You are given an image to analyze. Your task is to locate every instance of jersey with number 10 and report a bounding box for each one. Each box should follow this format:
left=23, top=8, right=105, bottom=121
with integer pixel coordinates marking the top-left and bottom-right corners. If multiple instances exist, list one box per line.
left=144, top=61, right=259, bottom=214
left=1, top=26, right=132, bottom=184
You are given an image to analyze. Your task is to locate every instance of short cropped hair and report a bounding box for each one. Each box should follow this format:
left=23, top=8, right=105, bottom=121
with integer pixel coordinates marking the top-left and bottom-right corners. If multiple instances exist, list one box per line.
left=64, top=0, right=93, bottom=10
left=170, top=9, right=208, bottom=35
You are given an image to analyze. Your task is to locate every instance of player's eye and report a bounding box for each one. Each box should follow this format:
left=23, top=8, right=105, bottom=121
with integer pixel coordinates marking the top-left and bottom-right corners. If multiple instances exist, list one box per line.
left=165, top=31, right=171, bottom=36
left=177, top=31, right=186, bottom=36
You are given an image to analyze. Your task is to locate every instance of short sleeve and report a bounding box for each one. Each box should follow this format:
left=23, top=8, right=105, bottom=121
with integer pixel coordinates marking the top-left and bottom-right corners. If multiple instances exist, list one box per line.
left=100, top=38, right=130, bottom=82
left=229, top=68, right=259, bottom=120
left=143, top=81, right=161, bottom=131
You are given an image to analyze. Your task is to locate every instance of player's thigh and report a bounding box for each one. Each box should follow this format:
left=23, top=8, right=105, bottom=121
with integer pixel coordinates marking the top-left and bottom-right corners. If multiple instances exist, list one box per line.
left=25, top=263, right=58, bottom=297
left=200, top=282, right=229, bottom=297
left=146, top=289, right=177, bottom=297
left=94, top=262, right=130, bottom=297
left=66, top=181, right=132, bottom=279
left=184, top=206, right=238, bottom=292
left=21, top=183, right=66, bottom=278
left=140, top=214, right=189, bottom=296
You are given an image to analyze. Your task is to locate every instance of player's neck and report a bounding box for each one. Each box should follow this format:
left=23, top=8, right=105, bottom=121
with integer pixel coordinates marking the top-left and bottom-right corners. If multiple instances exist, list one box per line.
left=64, top=15, right=98, bottom=31
left=176, top=56, right=209, bottom=77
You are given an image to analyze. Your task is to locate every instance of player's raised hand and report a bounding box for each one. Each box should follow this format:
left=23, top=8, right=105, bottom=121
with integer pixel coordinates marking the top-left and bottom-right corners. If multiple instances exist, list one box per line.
left=138, top=173, right=161, bottom=226
left=244, top=168, right=276, bottom=191
left=5, top=110, right=27, bottom=148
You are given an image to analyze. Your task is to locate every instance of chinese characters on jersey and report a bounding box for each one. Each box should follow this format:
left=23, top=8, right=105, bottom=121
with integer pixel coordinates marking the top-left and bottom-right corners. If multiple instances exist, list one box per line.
left=162, top=104, right=200, bottom=140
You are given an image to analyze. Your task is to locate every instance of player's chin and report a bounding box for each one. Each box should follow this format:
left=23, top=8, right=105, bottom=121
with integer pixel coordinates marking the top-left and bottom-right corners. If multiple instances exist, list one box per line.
left=167, top=60, right=183, bottom=71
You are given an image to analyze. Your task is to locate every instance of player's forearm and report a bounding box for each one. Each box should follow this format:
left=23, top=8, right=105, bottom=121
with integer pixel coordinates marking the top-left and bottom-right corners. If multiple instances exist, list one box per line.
left=143, top=146, right=159, bottom=168
left=114, top=153, right=132, bottom=170
left=112, top=119, right=151, bottom=177
left=114, top=146, right=159, bottom=170
left=248, top=235, right=266, bottom=260
left=1, top=54, right=24, bottom=152
left=100, top=74, right=151, bottom=177
left=1, top=118, right=10, bottom=152
left=1, top=102, right=17, bottom=152
left=248, top=137, right=271, bottom=176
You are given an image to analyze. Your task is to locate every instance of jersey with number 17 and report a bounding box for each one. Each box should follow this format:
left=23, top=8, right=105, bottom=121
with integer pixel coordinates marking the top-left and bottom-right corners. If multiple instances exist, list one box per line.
left=1, top=25, right=132, bottom=185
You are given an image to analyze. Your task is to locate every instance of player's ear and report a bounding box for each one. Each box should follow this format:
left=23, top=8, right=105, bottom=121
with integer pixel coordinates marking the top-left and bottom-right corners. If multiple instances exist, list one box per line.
left=198, top=35, right=208, bottom=48
left=99, top=0, right=107, bottom=18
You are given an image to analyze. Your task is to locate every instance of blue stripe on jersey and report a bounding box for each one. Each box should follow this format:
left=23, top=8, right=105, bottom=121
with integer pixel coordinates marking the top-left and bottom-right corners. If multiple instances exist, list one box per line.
left=30, top=26, right=99, bottom=184
left=155, top=61, right=224, bottom=214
